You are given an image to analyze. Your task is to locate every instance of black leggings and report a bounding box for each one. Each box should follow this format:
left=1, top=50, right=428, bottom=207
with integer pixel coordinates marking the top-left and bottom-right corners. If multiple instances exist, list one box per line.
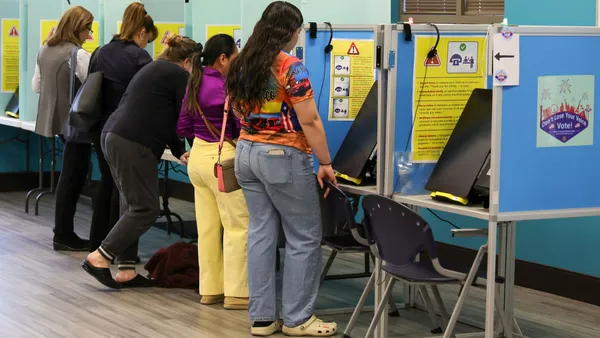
left=53, top=135, right=119, bottom=249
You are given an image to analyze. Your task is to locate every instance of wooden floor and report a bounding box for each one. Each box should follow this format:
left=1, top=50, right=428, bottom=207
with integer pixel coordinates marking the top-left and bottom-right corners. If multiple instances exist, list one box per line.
left=1, top=191, right=599, bottom=338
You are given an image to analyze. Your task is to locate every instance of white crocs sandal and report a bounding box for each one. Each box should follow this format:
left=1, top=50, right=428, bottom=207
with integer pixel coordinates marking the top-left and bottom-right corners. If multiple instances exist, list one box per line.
left=251, top=320, right=283, bottom=336
left=282, top=315, right=337, bottom=337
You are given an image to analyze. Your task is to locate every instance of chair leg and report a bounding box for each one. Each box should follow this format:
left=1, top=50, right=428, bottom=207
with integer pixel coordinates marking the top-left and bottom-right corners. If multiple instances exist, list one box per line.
left=320, top=250, right=337, bottom=286
left=343, top=272, right=376, bottom=337
left=443, top=246, right=486, bottom=338
left=365, top=276, right=396, bottom=338
left=431, top=285, right=450, bottom=328
left=364, top=252, right=370, bottom=273
left=419, top=285, right=442, bottom=334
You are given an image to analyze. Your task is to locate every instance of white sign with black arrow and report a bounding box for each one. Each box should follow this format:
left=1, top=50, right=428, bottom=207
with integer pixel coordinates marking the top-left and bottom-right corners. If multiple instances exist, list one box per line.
left=492, top=28, right=520, bottom=86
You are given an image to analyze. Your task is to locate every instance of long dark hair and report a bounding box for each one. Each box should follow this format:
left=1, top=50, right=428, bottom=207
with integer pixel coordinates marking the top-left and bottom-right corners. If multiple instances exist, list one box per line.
left=226, top=1, right=303, bottom=115
left=185, top=34, right=236, bottom=115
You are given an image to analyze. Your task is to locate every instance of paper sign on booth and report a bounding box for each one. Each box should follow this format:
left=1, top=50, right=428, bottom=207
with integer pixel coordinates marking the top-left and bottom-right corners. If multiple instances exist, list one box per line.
left=1, top=19, right=20, bottom=93
left=328, top=38, right=375, bottom=121
left=206, top=25, right=242, bottom=48
left=154, top=22, right=185, bottom=59
left=492, top=27, right=520, bottom=86
left=411, top=35, right=487, bottom=162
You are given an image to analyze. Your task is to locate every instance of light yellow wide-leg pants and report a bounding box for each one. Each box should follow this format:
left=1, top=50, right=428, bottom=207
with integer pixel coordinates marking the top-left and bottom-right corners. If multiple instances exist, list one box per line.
left=188, top=138, right=249, bottom=297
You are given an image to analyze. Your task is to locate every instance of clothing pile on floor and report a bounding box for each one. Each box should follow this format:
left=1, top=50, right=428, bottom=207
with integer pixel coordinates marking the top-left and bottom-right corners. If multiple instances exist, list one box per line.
left=145, top=241, right=199, bottom=289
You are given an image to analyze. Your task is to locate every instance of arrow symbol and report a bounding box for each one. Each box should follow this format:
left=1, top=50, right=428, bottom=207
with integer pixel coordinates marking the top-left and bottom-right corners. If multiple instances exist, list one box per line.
left=495, top=52, right=514, bottom=61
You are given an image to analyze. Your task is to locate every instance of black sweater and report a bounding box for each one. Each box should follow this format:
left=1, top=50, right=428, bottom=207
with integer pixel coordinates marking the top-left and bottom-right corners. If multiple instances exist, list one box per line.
left=103, top=60, right=188, bottom=160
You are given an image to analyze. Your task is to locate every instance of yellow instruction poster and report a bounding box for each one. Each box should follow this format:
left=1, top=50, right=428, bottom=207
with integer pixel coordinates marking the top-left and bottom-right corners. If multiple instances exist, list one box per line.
left=411, top=36, right=487, bottom=162
left=41, top=20, right=100, bottom=54
left=1, top=19, right=20, bottom=93
left=206, top=25, right=242, bottom=49
left=329, top=39, right=375, bottom=121
left=154, top=22, right=185, bottom=59
left=41, top=20, right=59, bottom=46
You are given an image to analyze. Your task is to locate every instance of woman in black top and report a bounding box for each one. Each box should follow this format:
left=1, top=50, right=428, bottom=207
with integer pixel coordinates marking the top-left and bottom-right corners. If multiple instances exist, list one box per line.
left=87, top=2, right=158, bottom=252
left=82, top=35, right=197, bottom=288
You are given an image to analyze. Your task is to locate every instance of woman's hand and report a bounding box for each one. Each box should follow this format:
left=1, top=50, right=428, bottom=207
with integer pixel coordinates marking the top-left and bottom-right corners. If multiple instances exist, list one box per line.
left=179, top=152, right=190, bottom=165
left=317, top=164, right=337, bottom=198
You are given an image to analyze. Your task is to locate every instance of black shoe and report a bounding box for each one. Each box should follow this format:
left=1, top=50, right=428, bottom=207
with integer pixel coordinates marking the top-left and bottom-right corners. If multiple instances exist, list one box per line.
left=118, top=274, right=157, bottom=288
left=81, top=259, right=121, bottom=289
left=53, top=234, right=90, bottom=252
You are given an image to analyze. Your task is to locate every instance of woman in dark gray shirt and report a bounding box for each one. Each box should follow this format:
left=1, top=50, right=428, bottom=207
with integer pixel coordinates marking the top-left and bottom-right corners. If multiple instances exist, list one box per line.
left=82, top=35, right=198, bottom=288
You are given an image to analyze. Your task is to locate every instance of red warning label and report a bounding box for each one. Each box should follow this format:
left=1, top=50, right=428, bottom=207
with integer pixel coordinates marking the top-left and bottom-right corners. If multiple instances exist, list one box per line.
left=347, top=42, right=359, bottom=55
left=8, top=26, right=18, bottom=37
left=424, top=52, right=441, bottom=67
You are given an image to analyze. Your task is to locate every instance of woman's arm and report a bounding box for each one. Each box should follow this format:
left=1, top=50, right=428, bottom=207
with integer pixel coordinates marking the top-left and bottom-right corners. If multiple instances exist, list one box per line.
left=294, top=98, right=331, bottom=165
left=75, top=49, right=91, bottom=83
left=177, top=90, right=195, bottom=138
left=32, top=63, right=41, bottom=94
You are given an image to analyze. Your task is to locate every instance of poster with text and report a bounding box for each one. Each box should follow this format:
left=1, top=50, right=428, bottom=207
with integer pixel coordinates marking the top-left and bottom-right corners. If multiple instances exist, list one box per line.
left=411, top=36, right=487, bottom=162
left=328, top=39, right=375, bottom=121
left=1, top=19, right=20, bottom=93
left=154, top=22, right=185, bottom=59
left=206, top=25, right=242, bottom=49
left=41, top=20, right=100, bottom=54
left=537, top=75, right=594, bottom=148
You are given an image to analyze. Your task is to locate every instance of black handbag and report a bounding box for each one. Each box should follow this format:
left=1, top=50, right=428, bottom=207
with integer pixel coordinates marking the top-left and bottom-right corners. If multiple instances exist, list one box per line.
left=67, top=46, right=103, bottom=132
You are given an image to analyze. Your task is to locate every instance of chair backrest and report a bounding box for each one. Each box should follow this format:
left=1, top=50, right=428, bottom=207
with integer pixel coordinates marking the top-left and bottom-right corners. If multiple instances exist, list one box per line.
left=362, top=195, right=438, bottom=267
left=319, top=180, right=359, bottom=238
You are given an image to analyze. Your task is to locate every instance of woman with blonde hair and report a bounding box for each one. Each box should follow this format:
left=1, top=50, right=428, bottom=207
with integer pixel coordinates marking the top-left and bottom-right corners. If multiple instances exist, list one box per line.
left=83, top=35, right=197, bottom=289
left=87, top=2, right=158, bottom=252
left=177, top=34, right=249, bottom=310
left=32, top=5, right=94, bottom=252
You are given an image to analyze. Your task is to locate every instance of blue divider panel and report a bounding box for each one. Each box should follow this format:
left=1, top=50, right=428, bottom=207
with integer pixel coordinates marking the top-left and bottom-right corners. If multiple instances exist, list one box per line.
left=499, top=36, right=600, bottom=212
left=304, top=30, right=374, bottom=164
left=393, top=31, right=490, bottom=193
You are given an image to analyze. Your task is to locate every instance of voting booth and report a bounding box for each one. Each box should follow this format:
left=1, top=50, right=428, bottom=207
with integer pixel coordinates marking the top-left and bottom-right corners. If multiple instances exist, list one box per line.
left=361, top=23, right=600, bottom=338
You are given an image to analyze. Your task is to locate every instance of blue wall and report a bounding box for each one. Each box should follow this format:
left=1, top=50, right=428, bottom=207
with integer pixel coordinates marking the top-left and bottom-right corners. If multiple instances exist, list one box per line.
left=505, top=0, right=596, bottom=26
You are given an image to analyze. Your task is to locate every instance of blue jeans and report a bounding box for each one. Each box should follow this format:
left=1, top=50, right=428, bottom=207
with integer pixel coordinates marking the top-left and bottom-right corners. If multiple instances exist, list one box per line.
left=235, top=140, right=322, bottom=327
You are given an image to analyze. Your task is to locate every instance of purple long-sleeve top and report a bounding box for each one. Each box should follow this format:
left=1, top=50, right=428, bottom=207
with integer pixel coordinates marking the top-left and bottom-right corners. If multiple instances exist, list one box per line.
left=177, top=67, right=240, bottom=142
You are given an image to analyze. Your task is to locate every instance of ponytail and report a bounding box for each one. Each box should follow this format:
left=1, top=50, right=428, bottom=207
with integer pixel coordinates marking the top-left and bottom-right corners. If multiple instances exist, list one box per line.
left=117, top=2, right=157, bottom=42
left=183, top=34, right=236, bottom=116
left=184, top=50, right=205, bottom=115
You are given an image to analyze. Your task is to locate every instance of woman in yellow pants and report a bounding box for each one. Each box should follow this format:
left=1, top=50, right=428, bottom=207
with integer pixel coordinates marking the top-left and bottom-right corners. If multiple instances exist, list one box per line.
left=177, top=34, right=248, bottom=310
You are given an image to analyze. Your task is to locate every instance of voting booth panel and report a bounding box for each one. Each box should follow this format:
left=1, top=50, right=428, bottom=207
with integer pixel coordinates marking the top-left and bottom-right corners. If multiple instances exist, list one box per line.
left=299, top=25, right=384, bottom=193
left=498, top=29, right=600, bottom=215
left=386, top=24, right=493, bottom=198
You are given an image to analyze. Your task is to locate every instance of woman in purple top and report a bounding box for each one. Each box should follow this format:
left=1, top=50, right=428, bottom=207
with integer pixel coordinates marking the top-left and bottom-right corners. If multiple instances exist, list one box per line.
left=177, top=34, right=249, bottom=310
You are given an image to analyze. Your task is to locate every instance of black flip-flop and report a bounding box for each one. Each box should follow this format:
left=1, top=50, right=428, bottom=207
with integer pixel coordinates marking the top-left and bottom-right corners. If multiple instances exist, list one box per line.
left=118, top=274, right=157, bottom=288
left=81, top=259, right=121, bottom=289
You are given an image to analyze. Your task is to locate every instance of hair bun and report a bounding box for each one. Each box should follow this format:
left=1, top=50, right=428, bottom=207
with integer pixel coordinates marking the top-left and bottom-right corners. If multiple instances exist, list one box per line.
left=166, top=34, right=182, bottom=48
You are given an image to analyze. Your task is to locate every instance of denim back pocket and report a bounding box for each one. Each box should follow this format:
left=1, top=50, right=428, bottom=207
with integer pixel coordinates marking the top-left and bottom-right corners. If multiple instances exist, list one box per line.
left=258, top=149, right=292, bottom=185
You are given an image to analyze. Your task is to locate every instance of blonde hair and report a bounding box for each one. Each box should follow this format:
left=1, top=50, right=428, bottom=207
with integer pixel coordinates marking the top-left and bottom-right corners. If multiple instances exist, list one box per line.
left=117, top=2, right=158, bottom=43
left=47, top=6, right=94, bottom=47
left=157, top=34, right=200, bottom=63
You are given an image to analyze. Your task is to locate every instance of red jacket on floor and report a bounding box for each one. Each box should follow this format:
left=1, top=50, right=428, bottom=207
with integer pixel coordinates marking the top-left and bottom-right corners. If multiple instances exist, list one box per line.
left=145, top=241, right=199, bottom=289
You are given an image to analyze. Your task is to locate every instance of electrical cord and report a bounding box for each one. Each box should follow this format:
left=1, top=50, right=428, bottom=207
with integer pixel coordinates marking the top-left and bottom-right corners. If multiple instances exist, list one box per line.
left=426, top=208, right=461, bottom=229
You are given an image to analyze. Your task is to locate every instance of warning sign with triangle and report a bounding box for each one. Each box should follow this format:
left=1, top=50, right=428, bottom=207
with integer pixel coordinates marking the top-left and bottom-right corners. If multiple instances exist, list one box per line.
left=424, top=52, right=441, bottom=67
left=347, top=42, right=359, bottom=55
left=161, top=30, right=171, bottom=44
left=8, top=26, right=18, bottom=37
